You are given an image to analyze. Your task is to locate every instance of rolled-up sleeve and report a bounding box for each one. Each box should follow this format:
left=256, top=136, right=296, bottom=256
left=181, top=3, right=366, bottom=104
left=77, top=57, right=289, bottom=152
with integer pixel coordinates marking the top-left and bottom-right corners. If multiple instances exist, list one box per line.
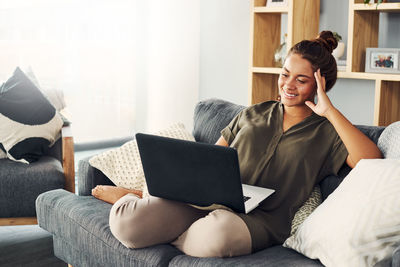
left=220, top=110, right=244, bottom=145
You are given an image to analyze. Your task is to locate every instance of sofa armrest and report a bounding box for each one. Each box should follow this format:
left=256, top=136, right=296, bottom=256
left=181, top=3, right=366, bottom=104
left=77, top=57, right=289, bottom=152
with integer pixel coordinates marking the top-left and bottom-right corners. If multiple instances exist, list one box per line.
left=62, top=125, right=75, bottom=193
left=78, top=157, right=115, bottom=196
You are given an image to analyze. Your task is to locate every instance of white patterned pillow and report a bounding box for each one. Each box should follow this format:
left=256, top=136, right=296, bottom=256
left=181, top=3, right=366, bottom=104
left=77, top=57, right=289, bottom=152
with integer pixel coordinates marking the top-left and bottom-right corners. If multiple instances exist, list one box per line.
left=89, top=123, right=195, bottom=197
left=378, top=121, right=400, bottom=159
left=0, top=149, right=6, bottom=159
left=290, top=185, right=322, bottom=236
left=284, top=159, right=400, bottom=267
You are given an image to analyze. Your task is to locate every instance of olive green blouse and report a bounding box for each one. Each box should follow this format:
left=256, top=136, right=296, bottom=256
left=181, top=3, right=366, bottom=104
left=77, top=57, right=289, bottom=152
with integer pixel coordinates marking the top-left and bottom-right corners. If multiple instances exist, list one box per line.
left=221, top=101, right=348, bottom=252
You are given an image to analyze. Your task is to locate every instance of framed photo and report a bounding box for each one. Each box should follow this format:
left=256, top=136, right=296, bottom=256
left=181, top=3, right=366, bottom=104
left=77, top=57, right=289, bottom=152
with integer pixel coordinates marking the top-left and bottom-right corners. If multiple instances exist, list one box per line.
left=365, top=48, right=400, bottom=74
left=266, top=0, right=288, bottom=7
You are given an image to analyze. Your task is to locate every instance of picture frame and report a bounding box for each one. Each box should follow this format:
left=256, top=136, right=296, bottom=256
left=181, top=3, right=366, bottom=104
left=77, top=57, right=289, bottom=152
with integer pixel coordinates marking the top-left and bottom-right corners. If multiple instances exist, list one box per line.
left=365, top=48, right=400, bottom=74
left=266, top=0, right=288, bottom=7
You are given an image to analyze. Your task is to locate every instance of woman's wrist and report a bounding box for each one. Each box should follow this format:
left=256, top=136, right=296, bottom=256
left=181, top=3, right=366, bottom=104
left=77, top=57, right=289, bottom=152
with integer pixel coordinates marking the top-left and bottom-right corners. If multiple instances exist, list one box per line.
left=325, top=106, right=339, bottom=122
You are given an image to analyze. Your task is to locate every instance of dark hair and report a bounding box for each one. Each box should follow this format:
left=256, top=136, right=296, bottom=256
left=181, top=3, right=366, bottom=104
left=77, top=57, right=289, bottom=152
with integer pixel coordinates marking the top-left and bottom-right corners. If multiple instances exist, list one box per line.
left=287, top=31, right=338, bottom=92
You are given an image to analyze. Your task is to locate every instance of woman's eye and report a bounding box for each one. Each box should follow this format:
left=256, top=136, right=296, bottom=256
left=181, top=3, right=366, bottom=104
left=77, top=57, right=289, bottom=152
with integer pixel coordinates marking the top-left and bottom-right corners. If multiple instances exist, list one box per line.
left=281, top=73, right=288, bottom=77
left=297, top=79, right=306, bottom=84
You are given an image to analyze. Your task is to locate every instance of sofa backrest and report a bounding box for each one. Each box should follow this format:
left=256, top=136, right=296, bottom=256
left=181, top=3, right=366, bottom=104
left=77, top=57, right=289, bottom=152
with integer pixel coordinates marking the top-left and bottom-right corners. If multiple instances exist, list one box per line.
left=193, top=98, right=386, bottom=200
left=193, top=98, right=245, bottom=144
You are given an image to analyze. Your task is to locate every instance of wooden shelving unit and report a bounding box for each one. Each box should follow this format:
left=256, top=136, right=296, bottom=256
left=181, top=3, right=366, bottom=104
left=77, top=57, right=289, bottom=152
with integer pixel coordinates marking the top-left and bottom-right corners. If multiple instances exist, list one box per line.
left=249, top=0, right=400, bottom=126
left=249, top=0, right=320, bottom=104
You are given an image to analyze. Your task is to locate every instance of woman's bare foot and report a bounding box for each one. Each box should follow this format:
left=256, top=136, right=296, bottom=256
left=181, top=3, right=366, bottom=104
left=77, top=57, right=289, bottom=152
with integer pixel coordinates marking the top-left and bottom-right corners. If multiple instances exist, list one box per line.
left=91, top=185, right=143, bottom=204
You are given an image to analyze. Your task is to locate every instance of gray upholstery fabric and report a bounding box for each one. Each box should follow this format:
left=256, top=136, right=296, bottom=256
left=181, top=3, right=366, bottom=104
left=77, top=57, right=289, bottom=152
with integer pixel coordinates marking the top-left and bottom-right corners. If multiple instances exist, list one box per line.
left=393, top=245, right=400, bottom=267
left=169, top=245, right=322, bottom=267
left=78, top=156, right=115, bottom=196
left=0, top=156, right=64, bottom=217
left=36, top=189, right=182, bottom=267
left=193, top=98, right=245, bottom=144
left=46, top=137, right=62, bottom=163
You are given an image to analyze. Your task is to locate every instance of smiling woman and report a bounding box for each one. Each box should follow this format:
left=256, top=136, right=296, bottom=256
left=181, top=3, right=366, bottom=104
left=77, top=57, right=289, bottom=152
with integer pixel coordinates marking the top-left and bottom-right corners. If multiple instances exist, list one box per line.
left=0, top=0, right=138, bottom=142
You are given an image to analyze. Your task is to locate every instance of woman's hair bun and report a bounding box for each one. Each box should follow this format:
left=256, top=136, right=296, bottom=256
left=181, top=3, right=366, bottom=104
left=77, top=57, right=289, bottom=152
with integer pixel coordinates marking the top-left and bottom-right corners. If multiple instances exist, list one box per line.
left=315, top=31, right=338, bottom=54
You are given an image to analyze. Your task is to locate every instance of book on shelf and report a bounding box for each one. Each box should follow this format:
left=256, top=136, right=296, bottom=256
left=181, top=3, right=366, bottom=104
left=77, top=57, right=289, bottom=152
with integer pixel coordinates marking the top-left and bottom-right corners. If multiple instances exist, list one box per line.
left=336, top=59, right=346, bottom=71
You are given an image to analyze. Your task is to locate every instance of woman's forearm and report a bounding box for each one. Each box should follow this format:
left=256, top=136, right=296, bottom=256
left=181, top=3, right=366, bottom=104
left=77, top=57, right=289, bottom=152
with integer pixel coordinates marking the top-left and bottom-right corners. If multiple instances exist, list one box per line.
left=326, top=107, right=382, bottom=168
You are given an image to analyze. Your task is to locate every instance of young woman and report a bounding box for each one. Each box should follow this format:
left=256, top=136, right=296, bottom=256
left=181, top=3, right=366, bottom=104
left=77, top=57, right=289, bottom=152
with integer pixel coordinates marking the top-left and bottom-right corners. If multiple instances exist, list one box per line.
left=92, top=31, right=382, bottom=258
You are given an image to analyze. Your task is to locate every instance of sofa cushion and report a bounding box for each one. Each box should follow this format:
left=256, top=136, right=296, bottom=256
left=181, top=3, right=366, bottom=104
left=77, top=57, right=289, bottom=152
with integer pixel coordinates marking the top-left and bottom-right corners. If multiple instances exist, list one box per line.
left=0, top=156, right=64, bottom=217
left=284, top=159, right=400, bottom=267
left=89, top=122, right=195, bottom=198
left=0, top=149, right=6, bottom=159
left=169, top=245, right=322, bottom=267
left=378, top=121, right=400, bottom=159
left=36, top=189, right=182, bottom=267
left=193, top=98, right=245, bottom=144
left=0, top=67, right=63, bottom=163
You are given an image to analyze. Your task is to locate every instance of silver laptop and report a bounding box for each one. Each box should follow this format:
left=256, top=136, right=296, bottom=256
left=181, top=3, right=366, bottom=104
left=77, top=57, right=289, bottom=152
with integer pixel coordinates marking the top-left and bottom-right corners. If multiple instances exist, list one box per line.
left=136, top=133, right=275, bottom=214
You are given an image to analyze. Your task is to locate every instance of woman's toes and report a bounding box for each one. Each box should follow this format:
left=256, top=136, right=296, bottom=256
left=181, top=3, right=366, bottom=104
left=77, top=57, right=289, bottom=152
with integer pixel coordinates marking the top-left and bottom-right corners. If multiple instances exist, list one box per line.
left=92, top=186, right=103, bottom=197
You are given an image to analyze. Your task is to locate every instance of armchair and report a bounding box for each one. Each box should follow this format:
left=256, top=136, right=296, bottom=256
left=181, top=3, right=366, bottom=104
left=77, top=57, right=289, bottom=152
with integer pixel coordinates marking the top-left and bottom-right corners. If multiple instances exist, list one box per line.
left=0, top=125, right=75, bottom=226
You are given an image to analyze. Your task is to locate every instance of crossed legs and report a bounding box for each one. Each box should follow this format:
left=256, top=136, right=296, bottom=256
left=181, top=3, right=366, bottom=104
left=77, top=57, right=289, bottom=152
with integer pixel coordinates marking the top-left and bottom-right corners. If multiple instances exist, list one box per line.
left=93, top=185, right=252, bottom=258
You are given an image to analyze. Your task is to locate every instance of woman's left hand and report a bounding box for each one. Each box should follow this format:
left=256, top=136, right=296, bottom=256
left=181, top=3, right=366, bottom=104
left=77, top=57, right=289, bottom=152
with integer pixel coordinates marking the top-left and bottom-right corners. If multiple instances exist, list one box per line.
left=305, top=69, right=334, bottom=118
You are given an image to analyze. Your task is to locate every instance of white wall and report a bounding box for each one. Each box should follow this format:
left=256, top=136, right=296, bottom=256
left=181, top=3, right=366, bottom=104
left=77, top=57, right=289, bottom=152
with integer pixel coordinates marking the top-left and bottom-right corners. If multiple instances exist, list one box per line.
left=135, top=0, right=200, bottom=133
left=199, top=0, right=250, bottom=106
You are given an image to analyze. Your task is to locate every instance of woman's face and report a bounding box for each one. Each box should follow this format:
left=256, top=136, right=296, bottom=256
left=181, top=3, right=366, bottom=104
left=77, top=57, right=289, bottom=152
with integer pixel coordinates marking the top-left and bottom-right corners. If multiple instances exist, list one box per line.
left=278, top=53, right=317, bottom=107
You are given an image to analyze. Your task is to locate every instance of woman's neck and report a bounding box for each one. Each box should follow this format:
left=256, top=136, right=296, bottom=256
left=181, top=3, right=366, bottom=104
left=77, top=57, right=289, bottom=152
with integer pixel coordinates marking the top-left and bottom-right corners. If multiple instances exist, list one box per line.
left=283, top=105, right=313, bottom=120
left=282, top=105, right=313, bottom=133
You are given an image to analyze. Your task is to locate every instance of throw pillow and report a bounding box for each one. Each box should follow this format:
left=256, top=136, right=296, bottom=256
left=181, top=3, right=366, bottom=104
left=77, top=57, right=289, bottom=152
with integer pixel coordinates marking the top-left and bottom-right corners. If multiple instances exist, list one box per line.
left=89, top=122, right=195, bottom=198
left=0, top=147, right=6, bottom=159
left=24, top=66, right=71, bottom=126
left=284, top=159, right=400, bottom=267
left=378, top=121, right=400, bottom=159
left=0, top=67, right=63, bottom=163
left=290, top=185, right=322, bottom=236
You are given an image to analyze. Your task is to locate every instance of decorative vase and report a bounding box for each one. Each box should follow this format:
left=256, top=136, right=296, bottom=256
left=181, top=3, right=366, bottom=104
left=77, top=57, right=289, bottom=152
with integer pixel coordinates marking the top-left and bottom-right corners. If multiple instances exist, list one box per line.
left=274, top=34, right=287, bottom=67
left=332, top=41, right=345, bottom=60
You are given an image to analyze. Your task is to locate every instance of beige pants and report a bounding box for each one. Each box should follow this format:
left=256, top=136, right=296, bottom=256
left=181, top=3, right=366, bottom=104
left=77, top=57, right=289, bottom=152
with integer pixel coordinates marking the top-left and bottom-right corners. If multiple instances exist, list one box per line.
left=109, top=194, right=252, bottom=258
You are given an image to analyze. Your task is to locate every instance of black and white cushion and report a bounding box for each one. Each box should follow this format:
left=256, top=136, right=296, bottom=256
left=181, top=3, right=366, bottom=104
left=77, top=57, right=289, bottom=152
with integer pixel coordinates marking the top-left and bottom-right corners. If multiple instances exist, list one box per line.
left=0, top=67, right=63, bottom=163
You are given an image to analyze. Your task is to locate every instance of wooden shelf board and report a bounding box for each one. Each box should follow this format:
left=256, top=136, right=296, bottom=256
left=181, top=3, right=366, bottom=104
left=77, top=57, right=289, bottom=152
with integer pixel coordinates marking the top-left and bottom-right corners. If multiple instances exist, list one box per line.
left=253, top=69, right=400, bottom=81
left=352, top=3, right=400, bottom=12
left=252, top=67, right=282, bottom=74
left=254, top=6, right=289, bottom=13
left=338, top=71, right=400, bottom=81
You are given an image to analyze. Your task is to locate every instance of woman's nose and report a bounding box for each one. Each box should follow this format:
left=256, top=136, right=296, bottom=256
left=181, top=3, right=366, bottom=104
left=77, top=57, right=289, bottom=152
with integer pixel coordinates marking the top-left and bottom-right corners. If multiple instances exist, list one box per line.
left=285, top=78, right=296, bottom=89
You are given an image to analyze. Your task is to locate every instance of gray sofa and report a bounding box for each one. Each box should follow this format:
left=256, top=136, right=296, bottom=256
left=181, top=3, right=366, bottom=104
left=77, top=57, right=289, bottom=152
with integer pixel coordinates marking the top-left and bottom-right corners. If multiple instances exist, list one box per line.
left=1, top=126, right=75, bottom=226
left=36, top=98, right=399, bottom=267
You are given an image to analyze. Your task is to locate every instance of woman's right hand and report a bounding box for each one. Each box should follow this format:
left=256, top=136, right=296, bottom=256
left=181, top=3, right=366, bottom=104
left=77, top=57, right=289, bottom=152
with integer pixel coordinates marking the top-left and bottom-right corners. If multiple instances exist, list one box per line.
left=305, top=69, right=335, bottom=118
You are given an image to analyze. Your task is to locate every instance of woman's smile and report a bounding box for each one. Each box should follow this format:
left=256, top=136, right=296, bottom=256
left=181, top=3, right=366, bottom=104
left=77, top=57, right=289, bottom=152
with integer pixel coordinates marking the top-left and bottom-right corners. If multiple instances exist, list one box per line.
left=282, top=88, right=299, bottom=99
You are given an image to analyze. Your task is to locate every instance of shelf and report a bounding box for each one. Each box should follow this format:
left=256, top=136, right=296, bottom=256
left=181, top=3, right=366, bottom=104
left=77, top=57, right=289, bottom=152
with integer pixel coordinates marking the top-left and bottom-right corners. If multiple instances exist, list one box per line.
left=252, top=68, right=400, bottom=82
left=338, top=72, right=400, bottom=81
left=254, top=6, right=289, bottom=13
left=250, top=0, right=400, bottom=125
left=252, top=67, right=282, bottom=74
left=352, top=2, right=400, bottom=12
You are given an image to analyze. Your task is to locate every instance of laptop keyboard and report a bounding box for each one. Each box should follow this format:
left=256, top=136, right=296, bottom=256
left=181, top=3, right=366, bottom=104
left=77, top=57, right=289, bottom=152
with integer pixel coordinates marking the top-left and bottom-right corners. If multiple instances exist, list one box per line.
left=243, top=196, right=251, bottom=202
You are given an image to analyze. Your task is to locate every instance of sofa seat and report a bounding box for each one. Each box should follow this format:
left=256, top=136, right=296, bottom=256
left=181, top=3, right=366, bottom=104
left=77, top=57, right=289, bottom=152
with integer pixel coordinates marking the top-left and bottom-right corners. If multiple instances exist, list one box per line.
left=37, top=188, right=323, bottom=267
left=36, top=189, right=183, bottom=267
left=169, top=245, right=322, bottom=267
left=0, top=156, right=64, bottom=217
